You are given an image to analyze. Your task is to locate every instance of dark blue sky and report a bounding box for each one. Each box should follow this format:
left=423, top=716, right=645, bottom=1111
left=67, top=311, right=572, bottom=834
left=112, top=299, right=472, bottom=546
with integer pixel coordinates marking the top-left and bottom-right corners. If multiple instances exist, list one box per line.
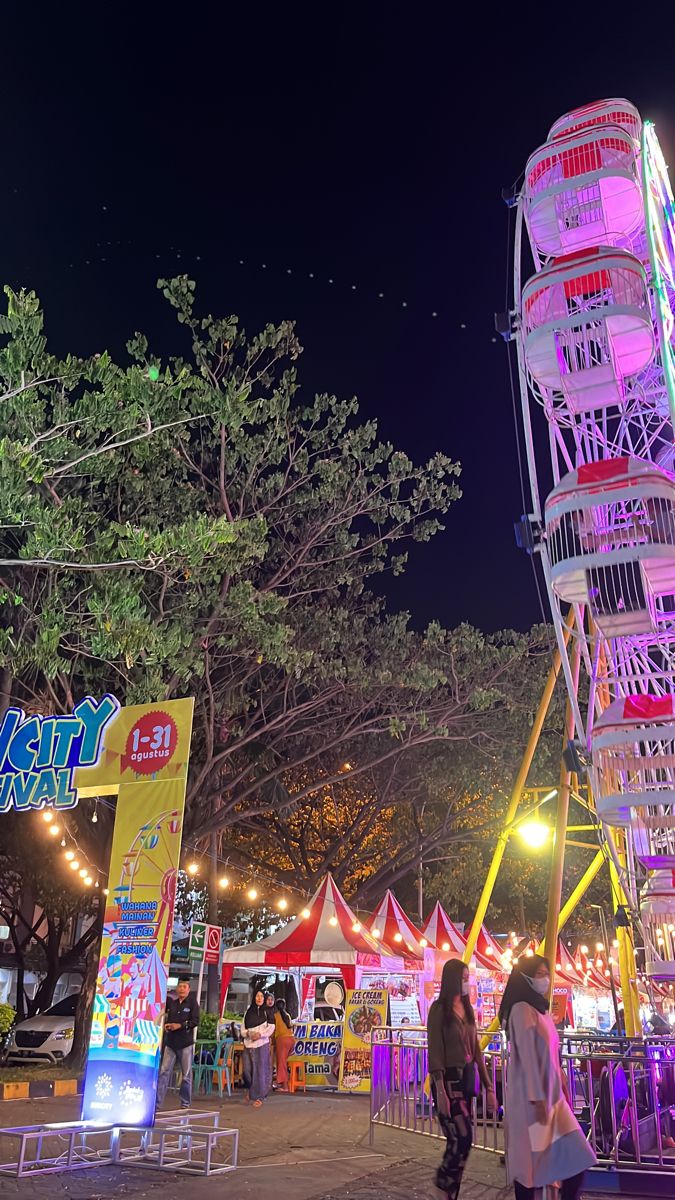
left=4, top=6, right=675, bottom=632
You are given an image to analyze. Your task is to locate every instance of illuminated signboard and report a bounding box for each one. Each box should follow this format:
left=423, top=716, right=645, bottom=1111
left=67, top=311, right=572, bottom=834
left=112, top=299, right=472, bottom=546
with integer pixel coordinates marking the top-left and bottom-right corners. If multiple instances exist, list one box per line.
left=0, top=695, right=120, bottom=812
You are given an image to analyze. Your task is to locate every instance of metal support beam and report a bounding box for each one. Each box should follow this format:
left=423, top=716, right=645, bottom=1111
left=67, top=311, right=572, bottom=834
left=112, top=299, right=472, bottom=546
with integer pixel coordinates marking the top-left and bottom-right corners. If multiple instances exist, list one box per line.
left=463, top=615, right=572, bottom=964
left=479, top=848, right=606, bottom=1046
left=543, top=640, right=580, bottom=1009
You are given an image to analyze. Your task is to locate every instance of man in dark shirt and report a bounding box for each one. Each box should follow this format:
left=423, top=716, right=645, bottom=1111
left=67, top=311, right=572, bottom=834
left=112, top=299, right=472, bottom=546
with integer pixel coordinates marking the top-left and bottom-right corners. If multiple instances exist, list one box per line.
left=156, top=975, right=200, bottom=1109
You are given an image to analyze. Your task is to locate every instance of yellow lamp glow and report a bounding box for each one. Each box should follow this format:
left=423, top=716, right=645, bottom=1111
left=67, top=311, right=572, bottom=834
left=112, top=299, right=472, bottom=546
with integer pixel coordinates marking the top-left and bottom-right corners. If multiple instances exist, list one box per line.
left=518, top=820, right=551, bottom=849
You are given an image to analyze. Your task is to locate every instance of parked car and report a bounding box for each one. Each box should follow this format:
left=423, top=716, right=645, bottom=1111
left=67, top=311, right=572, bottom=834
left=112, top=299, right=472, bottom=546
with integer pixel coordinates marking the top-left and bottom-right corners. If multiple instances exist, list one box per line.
left=2, top=993, right=78, bottom=1065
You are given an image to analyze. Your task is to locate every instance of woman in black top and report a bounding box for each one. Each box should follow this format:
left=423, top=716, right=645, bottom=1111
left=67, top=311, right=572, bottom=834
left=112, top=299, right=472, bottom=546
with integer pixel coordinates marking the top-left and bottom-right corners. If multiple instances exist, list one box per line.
left=427, top=959, right=496, bottom=1200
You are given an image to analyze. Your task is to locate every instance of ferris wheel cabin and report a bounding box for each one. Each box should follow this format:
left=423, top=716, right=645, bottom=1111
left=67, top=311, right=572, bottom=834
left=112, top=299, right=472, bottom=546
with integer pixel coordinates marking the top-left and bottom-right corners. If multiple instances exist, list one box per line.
left=545, top=458, right=675, bottom=637
left=547, top=99, right=642, bottom=144
left=522, top=250, right=654, bottom=413
left=525, top=125, right=643, bottom=259
left=591, top=696, right=675, bottom=869
left=640, top=870, right=675, bottom=982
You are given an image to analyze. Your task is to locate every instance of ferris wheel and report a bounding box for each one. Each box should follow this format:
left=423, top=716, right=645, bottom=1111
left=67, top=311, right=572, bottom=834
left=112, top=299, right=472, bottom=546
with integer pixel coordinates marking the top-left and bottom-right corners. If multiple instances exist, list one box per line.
left=508, top=99, right=675, bottom=995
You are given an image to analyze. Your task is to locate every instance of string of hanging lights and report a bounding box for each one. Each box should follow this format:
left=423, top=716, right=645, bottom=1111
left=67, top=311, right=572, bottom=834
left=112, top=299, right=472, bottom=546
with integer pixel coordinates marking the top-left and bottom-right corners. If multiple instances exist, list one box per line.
left=59, top=237, right=500, bottom=338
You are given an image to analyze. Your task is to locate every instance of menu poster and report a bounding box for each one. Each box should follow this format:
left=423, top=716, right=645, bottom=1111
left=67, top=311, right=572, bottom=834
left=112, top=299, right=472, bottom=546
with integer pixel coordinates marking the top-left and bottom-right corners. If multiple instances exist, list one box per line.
left=338, top=988, right=388, bottom=1093
left=389, top=994, right=421, bottom=1026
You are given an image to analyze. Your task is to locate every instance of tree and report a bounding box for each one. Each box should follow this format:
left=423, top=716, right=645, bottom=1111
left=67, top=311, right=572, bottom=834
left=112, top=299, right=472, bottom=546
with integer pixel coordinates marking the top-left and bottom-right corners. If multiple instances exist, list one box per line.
left=0, top=811, right=100, bottom=1019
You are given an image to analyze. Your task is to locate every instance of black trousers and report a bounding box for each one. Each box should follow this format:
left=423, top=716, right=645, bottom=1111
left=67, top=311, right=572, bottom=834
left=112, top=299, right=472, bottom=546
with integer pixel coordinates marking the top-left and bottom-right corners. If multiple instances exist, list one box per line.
left=514, top=1170, right=585, bottom=1200
left=432, top=1082, right=473, bottom=1200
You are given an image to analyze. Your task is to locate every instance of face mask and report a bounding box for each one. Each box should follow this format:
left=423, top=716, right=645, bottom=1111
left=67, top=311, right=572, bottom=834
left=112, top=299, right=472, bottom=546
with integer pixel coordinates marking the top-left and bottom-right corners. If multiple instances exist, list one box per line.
left=461, top=982, right=471, bottom=996
left=529, top=976, right=550, bottom=995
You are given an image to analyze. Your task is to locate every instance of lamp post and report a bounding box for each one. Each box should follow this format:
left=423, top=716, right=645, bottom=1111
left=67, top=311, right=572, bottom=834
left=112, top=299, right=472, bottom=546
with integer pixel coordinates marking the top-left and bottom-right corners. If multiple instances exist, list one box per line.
left=591, top=903, right=622, bottom=1034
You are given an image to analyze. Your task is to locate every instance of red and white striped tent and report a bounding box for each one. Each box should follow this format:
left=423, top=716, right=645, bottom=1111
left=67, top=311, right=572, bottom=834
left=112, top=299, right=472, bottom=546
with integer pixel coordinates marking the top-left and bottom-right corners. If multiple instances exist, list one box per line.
left=219, top=873, right=406, bottom=1006
left=422, top=902, right=498, bottom=971
left=422, top=902, right=465, bottom=954
left=365, top=890, right=428, bottom=960
left=475, top=925, right=510, bottom=970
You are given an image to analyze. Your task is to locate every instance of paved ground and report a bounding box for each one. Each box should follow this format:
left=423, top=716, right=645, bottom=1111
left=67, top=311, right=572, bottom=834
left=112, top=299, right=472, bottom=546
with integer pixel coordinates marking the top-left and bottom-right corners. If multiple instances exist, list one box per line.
left=0, top=1090, right=509, bottom=1199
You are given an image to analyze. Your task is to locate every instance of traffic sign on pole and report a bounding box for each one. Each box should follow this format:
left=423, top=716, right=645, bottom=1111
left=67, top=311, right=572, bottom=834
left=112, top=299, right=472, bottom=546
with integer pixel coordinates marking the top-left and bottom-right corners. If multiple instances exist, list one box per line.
left=204, top=924, right=222, bottom=965
left=189, top=921, right=207, bottom=956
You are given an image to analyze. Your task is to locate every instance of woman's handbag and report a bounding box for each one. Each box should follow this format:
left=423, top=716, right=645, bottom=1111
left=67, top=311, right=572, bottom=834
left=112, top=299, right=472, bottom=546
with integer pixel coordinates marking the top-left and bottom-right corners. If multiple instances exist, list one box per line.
left=462, top=1059, right=480, bottom=1100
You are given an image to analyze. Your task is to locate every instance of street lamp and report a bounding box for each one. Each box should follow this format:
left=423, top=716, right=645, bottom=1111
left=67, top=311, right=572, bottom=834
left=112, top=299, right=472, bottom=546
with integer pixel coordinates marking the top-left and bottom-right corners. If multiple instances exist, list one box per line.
left=518, top=820, right=551, bottom=849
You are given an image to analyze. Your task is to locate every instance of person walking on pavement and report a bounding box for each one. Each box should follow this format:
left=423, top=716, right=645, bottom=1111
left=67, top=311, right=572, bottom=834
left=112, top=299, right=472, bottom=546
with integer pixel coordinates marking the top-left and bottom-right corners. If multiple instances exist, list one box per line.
left=274, top=997, right=295, bottom=1091
left=243, top=989, right=275, bottom=1108
left=499, top=955, right=596, bottom=1200
left=156, top=975, right=200, bottom=1109
left=428, top=959, right=496, bottom=1200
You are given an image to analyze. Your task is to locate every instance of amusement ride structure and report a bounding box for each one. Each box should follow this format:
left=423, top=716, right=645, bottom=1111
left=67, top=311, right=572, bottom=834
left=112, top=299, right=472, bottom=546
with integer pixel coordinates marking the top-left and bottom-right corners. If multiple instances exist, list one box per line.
left=465, top=100, right=675, bottom=1035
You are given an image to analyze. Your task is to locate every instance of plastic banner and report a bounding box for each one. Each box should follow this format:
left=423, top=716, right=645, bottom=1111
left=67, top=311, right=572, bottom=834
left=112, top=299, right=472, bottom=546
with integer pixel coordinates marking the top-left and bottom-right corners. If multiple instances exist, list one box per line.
left=80, top=695, right=193, bottom=1127
left=287, top=1018, right=342, bottom=1087
left=338, top=987, right=388, bottom=1093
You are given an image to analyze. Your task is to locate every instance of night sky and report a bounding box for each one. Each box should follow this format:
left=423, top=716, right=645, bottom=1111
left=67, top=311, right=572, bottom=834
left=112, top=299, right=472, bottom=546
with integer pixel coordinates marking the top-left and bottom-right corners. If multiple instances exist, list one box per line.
left=4, top=9, right=675, bottom=633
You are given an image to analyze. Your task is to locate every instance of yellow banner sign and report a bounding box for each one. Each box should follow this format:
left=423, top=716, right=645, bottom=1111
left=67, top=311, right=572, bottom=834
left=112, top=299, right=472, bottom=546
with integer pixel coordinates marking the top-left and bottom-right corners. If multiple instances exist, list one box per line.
left=75, top=698, right=194, bottom=796
left=338, top=988, right=388, bottom=1093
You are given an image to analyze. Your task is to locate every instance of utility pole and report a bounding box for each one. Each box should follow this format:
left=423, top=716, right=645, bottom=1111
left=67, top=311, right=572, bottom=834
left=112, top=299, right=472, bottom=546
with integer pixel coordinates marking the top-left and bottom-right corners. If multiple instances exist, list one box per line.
left=418, top=845, right=424, bottom=925
left=206, top=832, right=220, bottom=1013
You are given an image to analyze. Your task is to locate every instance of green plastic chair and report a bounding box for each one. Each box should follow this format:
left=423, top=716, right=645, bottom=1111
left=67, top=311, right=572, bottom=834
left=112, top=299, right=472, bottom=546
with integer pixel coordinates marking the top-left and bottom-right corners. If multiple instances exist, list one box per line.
left=211, top=1037, right=235, bottom=1098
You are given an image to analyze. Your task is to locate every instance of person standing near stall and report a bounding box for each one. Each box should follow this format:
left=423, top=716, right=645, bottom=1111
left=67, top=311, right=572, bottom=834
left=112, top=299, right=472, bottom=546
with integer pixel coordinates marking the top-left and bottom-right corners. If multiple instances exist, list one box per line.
left=243, top=989, right=275, bottom=1108
left=428, top=959, right=496, bottom=1200
left=499, top=955, right=596, bottom=1200
left=274, top=997, right=295, bottom=1092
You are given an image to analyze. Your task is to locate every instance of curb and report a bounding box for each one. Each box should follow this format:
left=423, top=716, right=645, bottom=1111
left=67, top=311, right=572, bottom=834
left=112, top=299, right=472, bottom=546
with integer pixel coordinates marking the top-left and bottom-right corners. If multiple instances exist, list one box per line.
left=0, top=1078, right=82, bottom=1100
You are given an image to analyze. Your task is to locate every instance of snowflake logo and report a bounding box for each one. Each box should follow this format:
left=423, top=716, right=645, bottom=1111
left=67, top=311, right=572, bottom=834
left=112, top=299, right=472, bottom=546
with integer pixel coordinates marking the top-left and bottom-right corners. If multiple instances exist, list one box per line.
left=94, top=1072, right=112, bottom=1099
left=119, top=1079, right=144, bottom=1107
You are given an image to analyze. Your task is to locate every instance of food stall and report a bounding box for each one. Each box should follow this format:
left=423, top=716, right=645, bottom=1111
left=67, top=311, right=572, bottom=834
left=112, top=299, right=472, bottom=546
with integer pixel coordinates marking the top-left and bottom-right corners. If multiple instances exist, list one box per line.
left=218, top=874, right=409, bottom=1089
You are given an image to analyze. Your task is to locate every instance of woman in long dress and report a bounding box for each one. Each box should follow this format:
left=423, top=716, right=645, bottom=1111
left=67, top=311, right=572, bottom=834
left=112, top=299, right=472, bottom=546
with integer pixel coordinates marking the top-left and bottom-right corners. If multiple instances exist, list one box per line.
left=243, top=990, right=275, bottom=1108
left=428, top=959, right=497, bottom=1200
left=500, top=955, right=596, bottom=1200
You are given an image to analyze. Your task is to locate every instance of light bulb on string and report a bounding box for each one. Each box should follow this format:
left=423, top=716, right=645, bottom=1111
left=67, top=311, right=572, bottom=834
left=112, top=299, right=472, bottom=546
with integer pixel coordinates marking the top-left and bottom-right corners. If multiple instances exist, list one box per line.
left=69, top=860, right=80, bottom=871
left=219, top=876, right=229, bottom=889
left=84, top=876, right=93, bottom=886
left=247, top=887, right=258, bottom=902
left=91, top=804, right=98, bottom=823
left=48, top=824, right=60, bottom=836
left=60, top=837, right=66, bottom=847
left=277, top=898, right=288, bottom=911
left=187, top=862, right=199, bottom=876
left=301, top=908, right=311, bottom=920
left=329, top=916, right=338, bottom=927
left=65, top=850, right=75, bottom=861
left=42, top=811, right=54, bottom=823
left=79, top=868, right=88, bottom=878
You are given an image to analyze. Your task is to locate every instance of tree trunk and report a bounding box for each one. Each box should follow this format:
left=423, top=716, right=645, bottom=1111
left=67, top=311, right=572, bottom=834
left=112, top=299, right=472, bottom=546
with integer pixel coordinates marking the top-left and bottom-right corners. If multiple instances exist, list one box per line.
left=14, top=963, right=26, bottom=1022
left=65, top=907, right=103, bottom=1071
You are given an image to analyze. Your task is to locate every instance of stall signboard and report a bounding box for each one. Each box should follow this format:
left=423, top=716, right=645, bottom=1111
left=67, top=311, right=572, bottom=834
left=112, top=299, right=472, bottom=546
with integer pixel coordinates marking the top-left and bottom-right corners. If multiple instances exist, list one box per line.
left=551, top=985, right=572, bottom=1027
left=287, top=1019, right=342, bottom=1087
left=80, top=697, right=194, bottom=1128
left=338, top=987, right=388, bottom=1093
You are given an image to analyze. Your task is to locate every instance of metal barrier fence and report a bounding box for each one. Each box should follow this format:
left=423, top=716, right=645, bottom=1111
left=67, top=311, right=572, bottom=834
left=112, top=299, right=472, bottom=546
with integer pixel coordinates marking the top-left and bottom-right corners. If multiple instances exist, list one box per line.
left=370, top=1027, right=675, bottom=1179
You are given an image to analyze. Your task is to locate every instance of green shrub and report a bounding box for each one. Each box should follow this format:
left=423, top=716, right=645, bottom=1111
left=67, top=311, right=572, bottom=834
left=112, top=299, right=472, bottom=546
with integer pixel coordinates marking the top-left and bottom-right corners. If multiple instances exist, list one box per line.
left=0, top=1004, right=15, bottom=1037
left=198, top=1011, right=218, bottom=1041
